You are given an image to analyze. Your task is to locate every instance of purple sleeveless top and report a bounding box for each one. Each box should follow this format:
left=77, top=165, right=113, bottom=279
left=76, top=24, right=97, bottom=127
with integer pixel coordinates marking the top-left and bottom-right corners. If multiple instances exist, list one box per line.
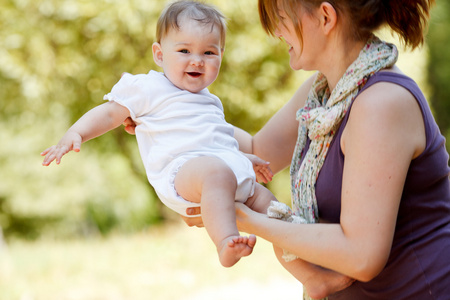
left=306, top=72, right=450, bottom=299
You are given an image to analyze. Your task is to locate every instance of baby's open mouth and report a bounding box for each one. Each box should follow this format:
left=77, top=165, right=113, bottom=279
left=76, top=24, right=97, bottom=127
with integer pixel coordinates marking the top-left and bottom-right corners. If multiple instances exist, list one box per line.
left=187, top=72, right=202, bottom=78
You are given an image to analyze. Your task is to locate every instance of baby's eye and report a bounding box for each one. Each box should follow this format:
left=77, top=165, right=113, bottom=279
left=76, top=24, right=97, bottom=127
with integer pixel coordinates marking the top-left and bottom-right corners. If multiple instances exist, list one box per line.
left=179, top=49, right=189, bottom=54
left=205, top=51, right=216, bottom=55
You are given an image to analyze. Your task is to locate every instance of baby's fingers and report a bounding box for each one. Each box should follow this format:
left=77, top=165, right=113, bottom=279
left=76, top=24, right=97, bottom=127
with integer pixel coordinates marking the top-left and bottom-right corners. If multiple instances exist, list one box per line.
left=255, top=164, right=273, bottom=182
left=41, top=146, right=58, bottom=166
left=261, top=167, right=274, bottom=181
left=40, top=146, right=54, bottom=157
left=72, top=140, right=81, bottom=152
left=41, top=146, right=70, bottom=166
left=256, top=173, right=269, bottom=184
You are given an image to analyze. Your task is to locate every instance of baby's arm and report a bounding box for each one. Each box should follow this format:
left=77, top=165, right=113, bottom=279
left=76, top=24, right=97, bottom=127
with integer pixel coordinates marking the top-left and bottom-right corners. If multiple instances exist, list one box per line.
left=243, top=153, right=273, bottom=184
left=41, top=101, right=130, bottom=166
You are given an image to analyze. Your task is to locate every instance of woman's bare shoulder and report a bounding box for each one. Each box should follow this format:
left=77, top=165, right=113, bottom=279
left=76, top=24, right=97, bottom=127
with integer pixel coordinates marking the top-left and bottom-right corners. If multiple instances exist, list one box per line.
left=343, top=67, right=426, bottom=158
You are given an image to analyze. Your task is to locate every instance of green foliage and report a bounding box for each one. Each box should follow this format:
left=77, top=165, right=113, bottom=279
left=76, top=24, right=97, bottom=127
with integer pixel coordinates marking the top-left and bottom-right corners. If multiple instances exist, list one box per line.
left=0, top=0, right=304, bottom=239
left=428, top=1, right=450, bottom=152
left=0, top=196, right=60, bottom=239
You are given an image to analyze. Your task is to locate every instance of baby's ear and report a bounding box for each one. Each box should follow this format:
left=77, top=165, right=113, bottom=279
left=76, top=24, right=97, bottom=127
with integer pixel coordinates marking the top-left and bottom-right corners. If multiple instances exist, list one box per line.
left=152, top=42, right=163, bottom=67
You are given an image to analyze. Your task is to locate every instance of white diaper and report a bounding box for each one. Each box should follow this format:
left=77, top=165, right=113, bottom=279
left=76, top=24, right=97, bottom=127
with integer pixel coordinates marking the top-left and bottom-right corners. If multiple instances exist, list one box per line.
left=150, top=151, right=256, bottom=217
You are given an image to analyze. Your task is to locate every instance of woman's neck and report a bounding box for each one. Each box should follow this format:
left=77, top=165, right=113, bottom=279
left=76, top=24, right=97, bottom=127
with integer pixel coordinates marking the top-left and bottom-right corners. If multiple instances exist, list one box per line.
left=321, top=39, right=367, bottom=91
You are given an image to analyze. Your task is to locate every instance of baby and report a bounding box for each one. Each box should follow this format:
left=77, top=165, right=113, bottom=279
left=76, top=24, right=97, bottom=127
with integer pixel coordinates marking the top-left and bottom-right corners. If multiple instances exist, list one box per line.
left=42, top=0, right=275, bottom=267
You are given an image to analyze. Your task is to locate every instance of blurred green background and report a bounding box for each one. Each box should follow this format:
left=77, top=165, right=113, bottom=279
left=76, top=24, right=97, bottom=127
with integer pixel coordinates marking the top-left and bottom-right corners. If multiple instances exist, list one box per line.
left=0, top=0, right=449, bottom=298
left=0, top=0, right=310, bottom=239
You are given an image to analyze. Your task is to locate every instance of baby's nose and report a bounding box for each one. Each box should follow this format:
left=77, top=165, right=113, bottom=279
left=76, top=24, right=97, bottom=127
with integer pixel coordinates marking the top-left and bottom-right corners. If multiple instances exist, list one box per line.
left=191, top=55, right=204, bottom=66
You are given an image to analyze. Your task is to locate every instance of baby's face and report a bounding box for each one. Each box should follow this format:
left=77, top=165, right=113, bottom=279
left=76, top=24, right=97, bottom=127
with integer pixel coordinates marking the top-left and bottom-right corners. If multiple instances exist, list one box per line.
left=153, top=17, right=223, bottom=93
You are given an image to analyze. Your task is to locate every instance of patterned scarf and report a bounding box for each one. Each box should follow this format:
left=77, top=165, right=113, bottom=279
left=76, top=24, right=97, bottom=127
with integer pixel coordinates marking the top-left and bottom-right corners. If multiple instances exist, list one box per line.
left=290, top=36, right=398, bottom=223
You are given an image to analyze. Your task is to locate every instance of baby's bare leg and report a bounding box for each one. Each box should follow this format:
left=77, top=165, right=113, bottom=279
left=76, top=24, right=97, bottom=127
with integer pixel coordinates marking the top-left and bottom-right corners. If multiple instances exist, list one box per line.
left=245, top=183, right=277, bottom=214
left=175, top=156, right=255, bottom=267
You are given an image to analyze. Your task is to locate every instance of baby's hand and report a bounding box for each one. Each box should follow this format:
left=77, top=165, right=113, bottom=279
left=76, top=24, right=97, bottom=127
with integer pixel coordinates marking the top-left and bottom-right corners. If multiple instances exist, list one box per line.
left=243, top=153, right=273, bottom=184
left=41, top=131, right=82, bottom=166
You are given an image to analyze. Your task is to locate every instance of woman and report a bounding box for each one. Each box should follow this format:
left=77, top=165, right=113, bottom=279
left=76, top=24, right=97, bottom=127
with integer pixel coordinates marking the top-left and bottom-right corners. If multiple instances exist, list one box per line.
left=178, top=0, right=450, bottom=299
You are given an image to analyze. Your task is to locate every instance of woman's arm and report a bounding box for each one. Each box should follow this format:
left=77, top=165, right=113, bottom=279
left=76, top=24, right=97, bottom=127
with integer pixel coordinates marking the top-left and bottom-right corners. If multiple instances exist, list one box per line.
left=272, top=245, right=355, bottom=299
left=236, top=81, right=426, bottom=282
left=234, top=74, right=316, bottom=174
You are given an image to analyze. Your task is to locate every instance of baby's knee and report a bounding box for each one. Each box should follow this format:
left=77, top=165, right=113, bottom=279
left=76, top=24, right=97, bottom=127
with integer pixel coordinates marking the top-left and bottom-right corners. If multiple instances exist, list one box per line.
left=201, top=157, right=237, bottom=187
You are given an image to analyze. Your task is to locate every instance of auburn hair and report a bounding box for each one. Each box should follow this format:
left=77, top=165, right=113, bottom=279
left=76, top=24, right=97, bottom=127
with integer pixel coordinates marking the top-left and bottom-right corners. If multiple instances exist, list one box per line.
left=258, top=0, right=435, bottom=50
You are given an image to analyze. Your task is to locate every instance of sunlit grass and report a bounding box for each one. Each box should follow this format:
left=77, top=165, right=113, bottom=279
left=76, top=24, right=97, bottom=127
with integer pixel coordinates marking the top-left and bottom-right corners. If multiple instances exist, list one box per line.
left=0, top=221, right=302, bottom=300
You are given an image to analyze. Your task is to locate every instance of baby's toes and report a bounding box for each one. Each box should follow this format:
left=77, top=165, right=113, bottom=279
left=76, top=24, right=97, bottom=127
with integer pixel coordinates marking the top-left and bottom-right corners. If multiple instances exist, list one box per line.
left=248, top=235, right=257, bottom=248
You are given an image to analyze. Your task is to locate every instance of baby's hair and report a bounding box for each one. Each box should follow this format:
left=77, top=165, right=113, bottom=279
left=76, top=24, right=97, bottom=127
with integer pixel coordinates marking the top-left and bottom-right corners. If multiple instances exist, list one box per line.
left=156, top=0, right=227, bottom=50
left=258, top=0, right=435, bottom=50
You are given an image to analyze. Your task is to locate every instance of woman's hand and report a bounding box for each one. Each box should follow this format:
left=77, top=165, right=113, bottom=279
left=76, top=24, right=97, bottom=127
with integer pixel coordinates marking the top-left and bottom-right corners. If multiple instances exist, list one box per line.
left=123, top=117, right=136, bottom=135
left=235, top=202, right=266, bottom=234
left=273, top=245, right=355, bottom=299
left=182, top=202, right=264, bottom=231
left=181, top=207, right=204, bottom=227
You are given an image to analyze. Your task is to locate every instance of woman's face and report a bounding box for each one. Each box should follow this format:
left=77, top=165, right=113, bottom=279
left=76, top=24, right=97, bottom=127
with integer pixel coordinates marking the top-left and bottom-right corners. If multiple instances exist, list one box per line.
left=274, top=6, right=321, bottom=71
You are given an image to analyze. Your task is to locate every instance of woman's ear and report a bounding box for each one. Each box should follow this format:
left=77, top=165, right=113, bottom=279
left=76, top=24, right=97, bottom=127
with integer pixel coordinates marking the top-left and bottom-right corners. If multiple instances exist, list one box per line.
left=319, top=2, right=337, bottom=35
left=152, top=42, right=163, bottom=67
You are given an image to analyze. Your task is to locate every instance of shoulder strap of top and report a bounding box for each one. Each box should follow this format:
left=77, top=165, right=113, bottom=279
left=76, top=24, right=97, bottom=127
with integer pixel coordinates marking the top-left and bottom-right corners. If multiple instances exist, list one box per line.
left=344, top=71, right=428, bottom=123
left=342, top=71, right=435, bottom=157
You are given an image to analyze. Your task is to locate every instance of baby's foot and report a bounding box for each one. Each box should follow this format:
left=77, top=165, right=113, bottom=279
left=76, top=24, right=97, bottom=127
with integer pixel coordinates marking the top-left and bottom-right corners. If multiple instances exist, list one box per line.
left=218, top=234, right=256, bottom=267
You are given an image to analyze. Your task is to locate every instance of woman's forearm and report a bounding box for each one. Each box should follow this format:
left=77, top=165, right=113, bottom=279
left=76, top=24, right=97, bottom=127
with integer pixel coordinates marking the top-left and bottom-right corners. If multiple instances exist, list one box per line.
left=273, top=246, right=355, bottom=299
left=236, top=206, right=385, bottom=282
left=233, top=123, right=295, bottom=174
